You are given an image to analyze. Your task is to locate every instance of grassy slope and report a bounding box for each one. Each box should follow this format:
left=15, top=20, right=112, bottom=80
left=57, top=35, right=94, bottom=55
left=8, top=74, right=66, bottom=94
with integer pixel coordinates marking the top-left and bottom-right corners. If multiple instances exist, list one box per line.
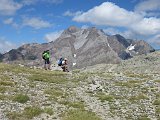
left=0, top=63, right=101, bottom=120
left=0, top=51, right=160, bottom=120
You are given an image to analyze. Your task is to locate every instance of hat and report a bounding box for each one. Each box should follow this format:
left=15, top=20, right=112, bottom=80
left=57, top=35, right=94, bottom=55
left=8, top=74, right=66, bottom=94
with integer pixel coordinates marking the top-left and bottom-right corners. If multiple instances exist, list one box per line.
left=64, top=58, right=67, bottom=60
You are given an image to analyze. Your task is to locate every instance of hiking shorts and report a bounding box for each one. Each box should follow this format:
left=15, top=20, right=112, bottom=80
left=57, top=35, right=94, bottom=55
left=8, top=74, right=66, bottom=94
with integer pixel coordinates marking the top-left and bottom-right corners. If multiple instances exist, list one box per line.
left=44, top=59, right=50, bottom=64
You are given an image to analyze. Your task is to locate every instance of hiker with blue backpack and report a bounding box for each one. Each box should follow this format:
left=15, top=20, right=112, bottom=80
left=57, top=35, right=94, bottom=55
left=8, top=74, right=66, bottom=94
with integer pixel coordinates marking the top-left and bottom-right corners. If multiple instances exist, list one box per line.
left=42, top=50, right=51, bottom=70
left=58, top=58, right=69, bottom=72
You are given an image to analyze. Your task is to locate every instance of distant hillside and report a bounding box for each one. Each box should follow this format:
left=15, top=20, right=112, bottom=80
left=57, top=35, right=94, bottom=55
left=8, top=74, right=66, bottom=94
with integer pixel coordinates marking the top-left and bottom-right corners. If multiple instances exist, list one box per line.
left=0, top=53, right=3, bottom=62
left=1, top=26, right=155, bottom=69
left=0, top=51, right=160, bottom=120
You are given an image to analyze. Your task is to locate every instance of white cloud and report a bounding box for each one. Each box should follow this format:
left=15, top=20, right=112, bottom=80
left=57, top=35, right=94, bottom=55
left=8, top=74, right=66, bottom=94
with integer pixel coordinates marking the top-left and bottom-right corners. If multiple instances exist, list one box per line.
left=130, top=17, right=160, bottom=35
left=22, top=0, right=63, bottom=5
left=44, top=30, right=63, bottom=42
left=122, top=31, right=138, bottom=39
left=81, top=25, right=89, bottom=29
left=103, top=27, right=122, bottom=35
left=25, top=8, right=36, bottom=12
left=0, top=0, right=62, bottom=16
left=0, top=0, right=22, bottom=16
left=148, top=34, right=160, bottom=45
left=3, top=18, right=14, bottom=24
left=73, top=2, right=160, bottom=36
left=3, top=18, right=20, bottom=29
left=63, top=10, right=83, bottom=17
left=73, top=2, right=142, bottom=27
left=12, top=23, right=19, bottom=29
left=131, top=0, right=138, bottom=3
left=22, top=0, right=37, bottom=5
left=0, top=37, right=17, bottom=53
left=135, top=0, right=160, bottom=12
left=145, top=12, right=160, bottom=17
left=4, top=17, right=52, bottom=29
left=45, top=0, right=63, bottom=4
left=22, top=17, right=52, bottom=29
left=103, top=27, right=137, bottom=39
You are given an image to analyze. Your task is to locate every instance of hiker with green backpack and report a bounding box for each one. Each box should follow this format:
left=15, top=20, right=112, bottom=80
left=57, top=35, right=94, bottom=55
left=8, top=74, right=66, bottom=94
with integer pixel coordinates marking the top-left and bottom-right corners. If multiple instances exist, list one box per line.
left=42, top=50, right=51, bottom=70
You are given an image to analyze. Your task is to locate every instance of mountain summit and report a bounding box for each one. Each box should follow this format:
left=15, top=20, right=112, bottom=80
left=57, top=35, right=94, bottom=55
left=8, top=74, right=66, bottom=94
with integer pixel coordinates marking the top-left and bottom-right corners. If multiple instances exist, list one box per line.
left=1, top=26, right=155, bottom=69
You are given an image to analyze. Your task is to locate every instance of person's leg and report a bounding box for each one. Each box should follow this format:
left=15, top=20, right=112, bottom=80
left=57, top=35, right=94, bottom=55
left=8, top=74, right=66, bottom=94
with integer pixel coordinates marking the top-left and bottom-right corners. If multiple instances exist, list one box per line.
left=64, top=66, right=66, bottom=72
left=61, top=66, right=65, bottom=72
left=63, top=65, right=69, bottom=72
left=44, top=60, right=47, bottom=70
left=48, top=64, right=51, bottom=70
left=65, top=65, right=69, bottom=72
left=63, top=67, right=66, bottom=72
left=47, top=59, right=51, bottom=70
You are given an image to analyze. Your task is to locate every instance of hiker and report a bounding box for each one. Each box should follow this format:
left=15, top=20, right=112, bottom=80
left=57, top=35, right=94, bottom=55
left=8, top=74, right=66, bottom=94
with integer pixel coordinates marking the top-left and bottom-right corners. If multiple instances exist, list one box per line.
left=58, top=58, right=69, bottom=72
left=42, top=50, right=51, bottom=70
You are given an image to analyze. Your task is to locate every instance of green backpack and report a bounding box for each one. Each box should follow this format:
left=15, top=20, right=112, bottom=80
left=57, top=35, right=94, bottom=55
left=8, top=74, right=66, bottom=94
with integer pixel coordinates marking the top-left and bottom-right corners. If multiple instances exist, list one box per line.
left=42, top=51, right=46, bottom=60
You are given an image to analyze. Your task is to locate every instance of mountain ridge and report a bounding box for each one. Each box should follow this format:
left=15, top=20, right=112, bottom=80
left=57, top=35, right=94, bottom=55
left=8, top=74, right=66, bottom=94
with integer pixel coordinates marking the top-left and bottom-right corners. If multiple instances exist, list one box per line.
left=0, top=26, right=155, bottom=69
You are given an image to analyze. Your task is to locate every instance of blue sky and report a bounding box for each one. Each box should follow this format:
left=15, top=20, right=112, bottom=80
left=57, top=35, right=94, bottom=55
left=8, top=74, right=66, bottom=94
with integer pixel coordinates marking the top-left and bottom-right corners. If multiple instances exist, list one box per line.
left=0, top=0, right=160, bottom=53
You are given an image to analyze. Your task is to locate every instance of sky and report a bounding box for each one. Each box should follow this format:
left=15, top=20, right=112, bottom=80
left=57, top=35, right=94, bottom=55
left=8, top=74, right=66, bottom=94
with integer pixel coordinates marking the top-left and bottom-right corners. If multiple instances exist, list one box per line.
left=0, top=0, right=160, bottom=53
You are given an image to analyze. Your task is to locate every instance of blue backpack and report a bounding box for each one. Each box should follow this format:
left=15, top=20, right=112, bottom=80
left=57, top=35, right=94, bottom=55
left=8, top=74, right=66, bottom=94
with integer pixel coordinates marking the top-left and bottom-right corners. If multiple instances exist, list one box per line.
left=58, top=58, right=64, bottom=66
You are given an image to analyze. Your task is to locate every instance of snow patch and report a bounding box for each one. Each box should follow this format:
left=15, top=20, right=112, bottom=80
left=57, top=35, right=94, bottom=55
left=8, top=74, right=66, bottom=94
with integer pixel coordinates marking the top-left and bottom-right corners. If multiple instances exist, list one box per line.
left=73, top=54, right=76, bottom=58
left=127, top=44, right=135, bottom=51
left=107, top=42, right=111, bottom=48
left=73, top=63, right=76, bottom=66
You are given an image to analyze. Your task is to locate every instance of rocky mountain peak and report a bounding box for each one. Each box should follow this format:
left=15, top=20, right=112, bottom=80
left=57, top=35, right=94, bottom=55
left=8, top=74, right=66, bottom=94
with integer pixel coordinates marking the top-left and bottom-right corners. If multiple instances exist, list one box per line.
left=1, top=26, right=155, bottom=69
left=68, top=26, right=80, bottom=32
left=114, top=34, right=125, bottom=39
left=87, top=27, right=100, bottom=33
left=62, top=26, right=80, bottom=35
left=112, top=34, right=130, bottom=48
left=88, top=27, right=97, bottom=31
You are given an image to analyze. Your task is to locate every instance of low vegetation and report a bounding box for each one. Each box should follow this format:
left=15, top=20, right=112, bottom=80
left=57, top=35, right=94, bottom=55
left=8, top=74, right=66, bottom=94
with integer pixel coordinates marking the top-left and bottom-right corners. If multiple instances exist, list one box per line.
left=7, top=106, right=43, bottom=119
left=114, top=80, right=141, bottom=88
left=62, top=110, right=101, bottom=120
left=153, top=99, right=160, bottom=105
left=13, top=94, right=30, bottom=103
left=44, top=88, right=65, bottom=101
left=0, top=94, right=6, bottom=100
left=124, top=72, right=152, bottom=79
left=155, top=107, right=160, bottom=114
left=0, top=86, right=6, bottom=93
left=95, top=92, right=114, bottom=102
left=65, top=101, right=85, bottom=109
left=0, top=52, right=160, bottom=120
left=23, top=106, right=43, bottom=119
left=128, top=93, right=149, bottom=103
left=43, top=107, right=54, bottom=115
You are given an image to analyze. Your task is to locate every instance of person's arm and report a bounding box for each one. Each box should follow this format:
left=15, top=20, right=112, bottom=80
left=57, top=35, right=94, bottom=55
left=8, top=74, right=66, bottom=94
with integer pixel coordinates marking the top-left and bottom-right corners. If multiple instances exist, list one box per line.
left=43, top=53, right=47, bottom=59
left=48, top=52, right=51, bottom=58
left=65, top=61, right=68, bottom=65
